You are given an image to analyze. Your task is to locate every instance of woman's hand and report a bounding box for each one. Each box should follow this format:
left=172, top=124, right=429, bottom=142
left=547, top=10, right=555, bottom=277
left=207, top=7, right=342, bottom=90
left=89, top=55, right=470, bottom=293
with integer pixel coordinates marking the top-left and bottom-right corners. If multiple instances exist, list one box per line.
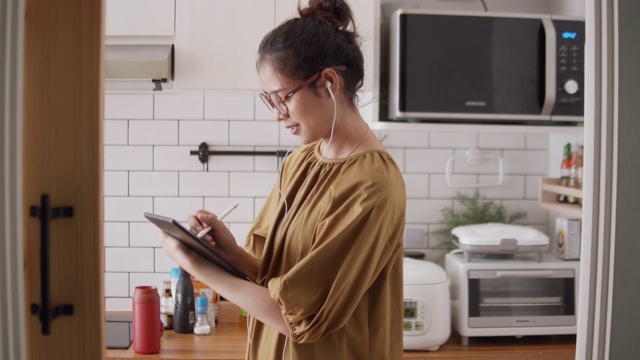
left=160, top=230, right=195, bottom=268
left=187, top=209, right=241, bottom=262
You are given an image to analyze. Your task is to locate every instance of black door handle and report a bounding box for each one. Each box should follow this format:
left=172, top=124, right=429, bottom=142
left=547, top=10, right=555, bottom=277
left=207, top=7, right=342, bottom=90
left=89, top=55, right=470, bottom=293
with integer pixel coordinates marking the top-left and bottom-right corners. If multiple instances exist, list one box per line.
left=29, top=194, right=74, bottom=335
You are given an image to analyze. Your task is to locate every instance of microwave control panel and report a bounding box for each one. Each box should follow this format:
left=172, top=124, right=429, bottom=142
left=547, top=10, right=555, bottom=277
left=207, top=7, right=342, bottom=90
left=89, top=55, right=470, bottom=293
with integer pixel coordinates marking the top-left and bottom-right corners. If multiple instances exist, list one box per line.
left=553, top=19, right=585, bottom=116
left=403, top=297, right=430, bottom=335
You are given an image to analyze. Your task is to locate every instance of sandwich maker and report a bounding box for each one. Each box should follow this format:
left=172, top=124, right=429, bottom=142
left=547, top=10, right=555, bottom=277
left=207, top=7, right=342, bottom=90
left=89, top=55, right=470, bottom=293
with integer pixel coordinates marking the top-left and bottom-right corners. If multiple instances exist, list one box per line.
left=451, top=223, right=549, bottom=262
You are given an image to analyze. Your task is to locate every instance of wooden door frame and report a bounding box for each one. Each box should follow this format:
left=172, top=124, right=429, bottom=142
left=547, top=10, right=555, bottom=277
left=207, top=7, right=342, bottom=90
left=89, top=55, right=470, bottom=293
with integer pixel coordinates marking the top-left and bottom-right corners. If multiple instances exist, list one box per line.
left=0, top=0, right=26, bottom=359
left=1, top=0, right=27, bottom=358
left=19, top=0, right=105, bottom=359
left=3, top=0, right=105, bottom=357
left=577, top=0, right=640, bottom=359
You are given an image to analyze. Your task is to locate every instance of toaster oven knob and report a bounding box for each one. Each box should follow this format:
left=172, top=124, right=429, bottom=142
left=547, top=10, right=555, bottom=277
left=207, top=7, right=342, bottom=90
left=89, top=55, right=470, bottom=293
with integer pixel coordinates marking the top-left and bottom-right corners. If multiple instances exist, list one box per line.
left=563, top=79, right=580, bottom=95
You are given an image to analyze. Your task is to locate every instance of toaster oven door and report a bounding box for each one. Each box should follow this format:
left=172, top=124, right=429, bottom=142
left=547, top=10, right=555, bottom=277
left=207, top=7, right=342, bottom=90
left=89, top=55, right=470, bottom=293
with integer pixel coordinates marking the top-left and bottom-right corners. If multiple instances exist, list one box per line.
left=467, top=269, right=576, bottom=328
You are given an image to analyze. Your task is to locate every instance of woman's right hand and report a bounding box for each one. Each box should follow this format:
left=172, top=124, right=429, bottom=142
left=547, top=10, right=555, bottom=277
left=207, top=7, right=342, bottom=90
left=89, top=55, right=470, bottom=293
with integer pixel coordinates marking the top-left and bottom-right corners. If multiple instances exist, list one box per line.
left=187, top=210, right=240, bottom=262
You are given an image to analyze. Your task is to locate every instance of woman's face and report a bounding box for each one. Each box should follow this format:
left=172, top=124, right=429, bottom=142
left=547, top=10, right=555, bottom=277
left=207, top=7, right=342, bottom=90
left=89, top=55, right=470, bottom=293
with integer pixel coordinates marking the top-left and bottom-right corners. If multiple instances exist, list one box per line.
left=258, top=62, right=334, bottom=145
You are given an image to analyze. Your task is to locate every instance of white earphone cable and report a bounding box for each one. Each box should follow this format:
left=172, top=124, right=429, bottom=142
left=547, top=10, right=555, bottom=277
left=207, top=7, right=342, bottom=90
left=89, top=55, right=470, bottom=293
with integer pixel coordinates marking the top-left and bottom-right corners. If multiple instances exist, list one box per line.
left=282, top=336, right=289, bottom=360
left=276, top=82, right=337, bottom=239
left=272, top=81, right=337, bottom=360
left=276, top=137, right=300, bottom=221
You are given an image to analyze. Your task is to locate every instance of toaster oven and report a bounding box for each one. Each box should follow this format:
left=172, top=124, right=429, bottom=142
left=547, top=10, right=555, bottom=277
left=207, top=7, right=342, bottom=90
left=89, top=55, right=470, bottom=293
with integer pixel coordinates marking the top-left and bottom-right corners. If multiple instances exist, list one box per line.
left=445, top=252, right=579, bottom=345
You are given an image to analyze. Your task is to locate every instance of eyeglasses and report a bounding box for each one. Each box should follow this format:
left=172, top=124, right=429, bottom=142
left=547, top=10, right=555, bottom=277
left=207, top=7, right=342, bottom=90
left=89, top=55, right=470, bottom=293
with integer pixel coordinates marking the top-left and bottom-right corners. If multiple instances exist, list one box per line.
left=260, top=65, right=346, bottom=115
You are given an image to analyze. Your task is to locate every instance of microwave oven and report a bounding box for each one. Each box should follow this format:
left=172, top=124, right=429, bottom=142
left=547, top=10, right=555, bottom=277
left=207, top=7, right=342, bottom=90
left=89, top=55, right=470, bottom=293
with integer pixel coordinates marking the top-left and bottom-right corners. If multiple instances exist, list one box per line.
left=381, top=9, right=585, bottom=125
left=445, top=252, right=579, bottom=345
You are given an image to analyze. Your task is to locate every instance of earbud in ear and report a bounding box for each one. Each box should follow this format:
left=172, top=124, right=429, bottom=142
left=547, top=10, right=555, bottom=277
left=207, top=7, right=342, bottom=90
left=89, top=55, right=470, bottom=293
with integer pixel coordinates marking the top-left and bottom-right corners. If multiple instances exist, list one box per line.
left=324, top=80, right=334, bottom=97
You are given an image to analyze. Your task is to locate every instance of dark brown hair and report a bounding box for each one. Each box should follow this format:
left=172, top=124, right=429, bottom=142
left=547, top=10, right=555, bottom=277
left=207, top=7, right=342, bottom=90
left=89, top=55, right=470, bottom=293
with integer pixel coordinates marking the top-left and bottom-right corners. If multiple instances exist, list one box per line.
left=257, top=0, right=364, bottom=107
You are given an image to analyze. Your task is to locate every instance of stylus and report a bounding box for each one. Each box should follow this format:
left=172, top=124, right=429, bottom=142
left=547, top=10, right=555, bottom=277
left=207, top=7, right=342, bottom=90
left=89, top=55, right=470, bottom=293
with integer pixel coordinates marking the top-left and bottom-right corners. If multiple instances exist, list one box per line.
left=197, top=202, right=239, bottom=238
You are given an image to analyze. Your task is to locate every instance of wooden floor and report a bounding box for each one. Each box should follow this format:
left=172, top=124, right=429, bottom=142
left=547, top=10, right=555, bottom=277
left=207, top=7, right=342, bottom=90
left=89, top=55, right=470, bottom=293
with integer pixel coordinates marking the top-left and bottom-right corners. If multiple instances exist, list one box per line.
left=403, top=331, right=576, bottom=360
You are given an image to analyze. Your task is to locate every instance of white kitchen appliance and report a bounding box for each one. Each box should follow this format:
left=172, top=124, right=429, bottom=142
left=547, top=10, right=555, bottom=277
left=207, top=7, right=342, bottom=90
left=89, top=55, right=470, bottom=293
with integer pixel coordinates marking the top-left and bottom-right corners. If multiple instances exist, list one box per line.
left=446, top=252, right=579, bottom=345
left=402, top=258, right=450, bottom=351
left=452, top=223, right=549, bottom=262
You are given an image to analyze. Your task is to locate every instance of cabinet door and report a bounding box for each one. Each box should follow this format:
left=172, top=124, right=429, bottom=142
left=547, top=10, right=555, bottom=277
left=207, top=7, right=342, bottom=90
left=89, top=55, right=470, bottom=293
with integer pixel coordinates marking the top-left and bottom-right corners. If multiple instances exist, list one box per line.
left=174, top=0, right=275, bottom=89
left=106, top=0, right=175, bottom=37
left=348, top=0, right=375, bottom=92
left=174, top=0, right=374, bottom=90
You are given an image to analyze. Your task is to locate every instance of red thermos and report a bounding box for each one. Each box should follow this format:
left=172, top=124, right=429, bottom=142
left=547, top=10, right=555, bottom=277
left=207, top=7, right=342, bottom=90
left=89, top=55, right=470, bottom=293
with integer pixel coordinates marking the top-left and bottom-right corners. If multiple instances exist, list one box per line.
left=132, top=286, right=164, bottom=354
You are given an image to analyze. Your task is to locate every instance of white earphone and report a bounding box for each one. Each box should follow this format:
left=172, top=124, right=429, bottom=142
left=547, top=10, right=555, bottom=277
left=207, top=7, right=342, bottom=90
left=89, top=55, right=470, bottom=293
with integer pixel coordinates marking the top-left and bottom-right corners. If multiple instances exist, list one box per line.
left=276, top=76, right=337, bottom=236
left=324, top=80, right=336, bottom=101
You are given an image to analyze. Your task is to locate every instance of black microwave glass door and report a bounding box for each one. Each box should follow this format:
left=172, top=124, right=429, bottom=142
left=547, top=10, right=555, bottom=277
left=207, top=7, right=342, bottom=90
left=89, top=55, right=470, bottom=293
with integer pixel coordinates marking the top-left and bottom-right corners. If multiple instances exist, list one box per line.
left=399, top=14, right=544, bottom=115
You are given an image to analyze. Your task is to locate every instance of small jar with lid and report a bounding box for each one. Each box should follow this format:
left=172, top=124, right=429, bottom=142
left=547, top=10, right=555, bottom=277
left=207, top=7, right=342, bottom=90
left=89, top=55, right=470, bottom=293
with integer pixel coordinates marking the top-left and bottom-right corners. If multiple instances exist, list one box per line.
left=193, top=295, right=211, bottom=335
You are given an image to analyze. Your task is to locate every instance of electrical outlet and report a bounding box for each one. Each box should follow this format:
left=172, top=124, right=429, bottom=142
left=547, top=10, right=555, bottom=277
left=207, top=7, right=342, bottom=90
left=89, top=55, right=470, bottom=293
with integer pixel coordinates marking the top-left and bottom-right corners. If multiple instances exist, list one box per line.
left=403, top=227, right=426, bottom=248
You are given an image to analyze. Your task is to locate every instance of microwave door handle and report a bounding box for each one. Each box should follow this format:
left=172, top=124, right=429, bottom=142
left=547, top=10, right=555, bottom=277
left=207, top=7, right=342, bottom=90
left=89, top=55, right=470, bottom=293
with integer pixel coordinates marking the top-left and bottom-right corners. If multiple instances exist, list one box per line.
left=495, top=270, right=555, bottom=278
left=541, top=17, right=556, bottom=116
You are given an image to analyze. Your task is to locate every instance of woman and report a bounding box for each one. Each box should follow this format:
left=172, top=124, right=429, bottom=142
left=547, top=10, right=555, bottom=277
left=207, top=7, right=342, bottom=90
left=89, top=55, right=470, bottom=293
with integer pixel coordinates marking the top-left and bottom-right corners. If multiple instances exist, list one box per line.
left=161, top=0, right=406, bottom=358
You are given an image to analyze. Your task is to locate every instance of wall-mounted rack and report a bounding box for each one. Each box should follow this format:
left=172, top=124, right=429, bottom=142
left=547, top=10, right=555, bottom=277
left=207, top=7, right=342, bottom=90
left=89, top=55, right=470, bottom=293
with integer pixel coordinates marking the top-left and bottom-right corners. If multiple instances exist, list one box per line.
left=538, top=177, right=582, bottom=218
left=190, top=142, right=289, bottom=171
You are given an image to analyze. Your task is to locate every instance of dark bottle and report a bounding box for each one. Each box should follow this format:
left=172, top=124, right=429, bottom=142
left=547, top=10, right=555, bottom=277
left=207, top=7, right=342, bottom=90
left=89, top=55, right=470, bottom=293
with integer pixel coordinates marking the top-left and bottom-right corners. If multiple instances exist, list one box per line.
left=558, top=143, right=572, bottom=203
left=173, top=267, right=195, bottom=333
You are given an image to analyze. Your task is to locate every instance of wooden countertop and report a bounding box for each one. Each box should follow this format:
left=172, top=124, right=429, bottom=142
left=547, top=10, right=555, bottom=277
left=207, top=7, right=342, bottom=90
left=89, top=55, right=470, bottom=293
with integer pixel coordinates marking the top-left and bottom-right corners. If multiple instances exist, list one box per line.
left=107, top=303, right=575, bottom=360
left=106, top=324, right=247, bottom=359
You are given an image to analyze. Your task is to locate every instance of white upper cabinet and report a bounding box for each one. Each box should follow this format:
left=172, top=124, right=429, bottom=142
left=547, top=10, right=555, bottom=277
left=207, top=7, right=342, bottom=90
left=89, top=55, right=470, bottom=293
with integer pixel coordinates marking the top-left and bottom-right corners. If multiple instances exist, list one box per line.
left=348, top=0, right=375, bottom=92
left=174, top=0, right=274, bottom=89
left=173, top=0, right=374, bottom=90
left=106, top=0, right=176, bottom=37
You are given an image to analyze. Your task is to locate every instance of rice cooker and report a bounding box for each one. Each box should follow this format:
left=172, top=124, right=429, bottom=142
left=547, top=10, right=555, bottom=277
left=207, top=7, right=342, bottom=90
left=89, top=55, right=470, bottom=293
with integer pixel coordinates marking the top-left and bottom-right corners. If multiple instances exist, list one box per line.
left=403, top=258, right=451, bottom=351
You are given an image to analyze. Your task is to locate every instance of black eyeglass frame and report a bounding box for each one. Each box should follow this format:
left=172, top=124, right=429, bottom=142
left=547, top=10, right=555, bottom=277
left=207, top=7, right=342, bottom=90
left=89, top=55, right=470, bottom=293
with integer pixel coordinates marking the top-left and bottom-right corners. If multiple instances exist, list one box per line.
left=259, top=65, right=346, bottom=115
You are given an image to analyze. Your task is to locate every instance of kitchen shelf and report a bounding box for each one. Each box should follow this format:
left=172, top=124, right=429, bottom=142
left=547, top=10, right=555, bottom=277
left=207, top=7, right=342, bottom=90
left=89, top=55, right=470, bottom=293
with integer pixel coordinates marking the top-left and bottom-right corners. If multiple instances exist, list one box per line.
left=539, top=177, right=582, bottom=218
left=370, top=120, right=585, bottom=134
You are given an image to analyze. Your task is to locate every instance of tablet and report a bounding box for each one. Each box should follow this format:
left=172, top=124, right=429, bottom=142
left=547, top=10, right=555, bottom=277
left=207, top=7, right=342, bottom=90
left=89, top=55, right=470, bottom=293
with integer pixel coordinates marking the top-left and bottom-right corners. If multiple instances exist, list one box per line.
left=144, top=212, right=255, bottom=283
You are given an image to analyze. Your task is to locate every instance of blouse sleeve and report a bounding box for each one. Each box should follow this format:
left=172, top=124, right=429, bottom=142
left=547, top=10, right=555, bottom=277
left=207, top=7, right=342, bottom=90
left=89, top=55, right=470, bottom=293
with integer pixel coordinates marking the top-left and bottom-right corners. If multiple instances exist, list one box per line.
left=267, top=173, right=405, bottom=343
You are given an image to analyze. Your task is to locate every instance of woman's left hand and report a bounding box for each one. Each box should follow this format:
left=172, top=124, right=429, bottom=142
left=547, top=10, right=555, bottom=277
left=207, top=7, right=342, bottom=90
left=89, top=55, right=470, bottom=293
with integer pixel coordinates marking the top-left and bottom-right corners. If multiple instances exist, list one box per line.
left=160, top=231, right=195, bottom=269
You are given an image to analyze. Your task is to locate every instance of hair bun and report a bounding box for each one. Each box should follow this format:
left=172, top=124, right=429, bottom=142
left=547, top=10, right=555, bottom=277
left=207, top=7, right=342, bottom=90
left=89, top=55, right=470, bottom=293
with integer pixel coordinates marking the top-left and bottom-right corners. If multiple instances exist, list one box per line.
left=298, top=0, right=355, bottom=33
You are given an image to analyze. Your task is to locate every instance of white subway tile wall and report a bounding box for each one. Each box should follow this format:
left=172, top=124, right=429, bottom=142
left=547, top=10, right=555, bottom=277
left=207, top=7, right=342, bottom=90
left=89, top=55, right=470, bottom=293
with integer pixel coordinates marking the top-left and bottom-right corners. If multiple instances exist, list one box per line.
left=103, top=91, right=551, bottom=310
left=104, top=94, right=153, bottom=119
left=204, top=90, right=255, bottom=120
left=178, top=120, right=228, bottom=146
left=129, top=120, right=178, bottom=145
left=154, top=92, right=205, bottom=120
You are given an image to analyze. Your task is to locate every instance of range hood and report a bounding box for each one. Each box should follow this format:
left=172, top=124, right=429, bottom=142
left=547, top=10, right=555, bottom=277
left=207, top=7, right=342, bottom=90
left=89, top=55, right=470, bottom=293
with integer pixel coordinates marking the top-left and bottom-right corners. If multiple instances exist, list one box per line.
left=105, top=44, right=174, bottom=90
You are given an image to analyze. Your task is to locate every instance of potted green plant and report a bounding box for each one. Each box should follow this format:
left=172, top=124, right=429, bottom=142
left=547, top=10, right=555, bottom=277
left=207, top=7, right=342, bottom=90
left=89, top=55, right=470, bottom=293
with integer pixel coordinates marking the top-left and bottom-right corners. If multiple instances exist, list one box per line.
left=431, top=190, right=528, bottom=251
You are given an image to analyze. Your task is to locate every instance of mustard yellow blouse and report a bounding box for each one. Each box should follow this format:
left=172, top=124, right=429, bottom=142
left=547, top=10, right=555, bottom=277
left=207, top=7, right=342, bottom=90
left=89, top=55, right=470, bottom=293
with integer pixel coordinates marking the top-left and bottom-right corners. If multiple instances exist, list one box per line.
left=243, top=140, right=406, bottom=360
